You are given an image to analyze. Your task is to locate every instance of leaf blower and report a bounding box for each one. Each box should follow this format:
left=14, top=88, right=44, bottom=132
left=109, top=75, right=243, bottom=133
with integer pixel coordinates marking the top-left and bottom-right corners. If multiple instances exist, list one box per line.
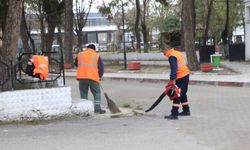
left=145, top=84, right=181, bottom=112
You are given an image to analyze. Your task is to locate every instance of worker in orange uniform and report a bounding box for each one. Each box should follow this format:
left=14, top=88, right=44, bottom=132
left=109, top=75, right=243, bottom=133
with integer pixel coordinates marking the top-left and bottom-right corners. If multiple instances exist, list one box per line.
left=75, top=44, right=105, bottom=114
left=32, top=55, right=49, bottom=80
left=162, top=43, right=191, bottom=120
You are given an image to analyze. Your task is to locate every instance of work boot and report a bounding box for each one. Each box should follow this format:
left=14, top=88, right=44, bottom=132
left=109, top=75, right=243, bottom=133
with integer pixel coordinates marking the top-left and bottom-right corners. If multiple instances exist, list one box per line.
left=94, top=109, right=106, bottom=114
left=178, top=111, right=191, bottom=116
left=164, top=114, right=178, bottom=120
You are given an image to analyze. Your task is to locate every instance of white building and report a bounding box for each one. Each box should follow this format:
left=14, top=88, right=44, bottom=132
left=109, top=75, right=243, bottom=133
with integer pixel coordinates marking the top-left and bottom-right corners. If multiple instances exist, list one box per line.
left=245, top=0, right=250, bottom=60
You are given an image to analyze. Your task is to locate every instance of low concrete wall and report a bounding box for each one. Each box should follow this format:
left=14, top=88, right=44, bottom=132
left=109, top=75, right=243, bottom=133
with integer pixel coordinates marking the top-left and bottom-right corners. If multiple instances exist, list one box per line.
left=101, top=53, right=166, bottom=61
left=0, top=87, right=94, bottom=122
left=71, top=99, right=94, bottom=115
left=100, top=52, right=197, bottom=61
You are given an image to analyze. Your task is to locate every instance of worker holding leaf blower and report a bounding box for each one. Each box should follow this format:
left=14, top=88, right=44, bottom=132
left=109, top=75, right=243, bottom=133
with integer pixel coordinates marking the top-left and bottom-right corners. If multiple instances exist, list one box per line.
left=75, top=44, right=106, bottom=114
left=162, top=43, right=191, bottom=120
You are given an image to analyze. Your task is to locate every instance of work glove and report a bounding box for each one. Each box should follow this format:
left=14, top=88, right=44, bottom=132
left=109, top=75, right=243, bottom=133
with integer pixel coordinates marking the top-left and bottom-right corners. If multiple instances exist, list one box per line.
left=167, top=80, right=174, bottom=86
left=164, top=80, right=174, bottom=93
left=164, top=80, right=175, bottom=97
left=164, top=84, right=171, bottom=95
left=164, top=83, right=181, bottom=100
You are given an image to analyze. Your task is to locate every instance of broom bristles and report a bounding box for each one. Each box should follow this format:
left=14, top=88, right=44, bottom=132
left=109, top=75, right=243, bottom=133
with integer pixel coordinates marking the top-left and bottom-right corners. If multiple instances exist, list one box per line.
left=104, top=92, right=121, bottom=114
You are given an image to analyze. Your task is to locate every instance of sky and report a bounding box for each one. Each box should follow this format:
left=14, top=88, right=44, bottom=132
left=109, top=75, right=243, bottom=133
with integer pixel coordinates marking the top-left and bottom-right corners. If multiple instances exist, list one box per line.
left=90, top=0, right=134, bottom=13
left=91, top=0, right=109, bottom=13
left=73, top=0, right=103, bottom=13
left=91, top=0, right=103, bottom=12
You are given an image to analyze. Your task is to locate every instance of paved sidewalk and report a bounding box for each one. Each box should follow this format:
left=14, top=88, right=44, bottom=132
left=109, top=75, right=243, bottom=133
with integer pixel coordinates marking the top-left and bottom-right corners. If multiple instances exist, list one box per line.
left=65, top=61, right=250, bottom=88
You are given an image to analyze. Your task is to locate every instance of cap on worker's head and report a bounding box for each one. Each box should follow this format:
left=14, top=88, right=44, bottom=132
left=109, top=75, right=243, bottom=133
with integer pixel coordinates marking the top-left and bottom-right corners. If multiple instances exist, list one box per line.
left=87, top=44, right=96, bottom=50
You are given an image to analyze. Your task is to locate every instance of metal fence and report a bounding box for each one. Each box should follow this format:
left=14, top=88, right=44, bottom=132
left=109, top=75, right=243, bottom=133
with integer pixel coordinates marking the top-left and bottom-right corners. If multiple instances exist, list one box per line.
left=0, top=51, right=65, bottom=90
left=229, top=35, right=245, bottom=61
left=197, top=37, right=216, bottom=63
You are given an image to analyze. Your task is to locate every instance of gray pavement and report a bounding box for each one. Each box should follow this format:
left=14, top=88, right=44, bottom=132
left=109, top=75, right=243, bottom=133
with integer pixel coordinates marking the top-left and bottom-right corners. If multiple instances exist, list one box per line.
left=65, top=60, right=250, bottom=87
left=1, top=79, right=250, bottom=150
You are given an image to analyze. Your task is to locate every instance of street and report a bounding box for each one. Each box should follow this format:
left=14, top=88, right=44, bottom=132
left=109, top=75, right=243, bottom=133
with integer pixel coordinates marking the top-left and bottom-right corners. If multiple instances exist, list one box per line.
left=0, top=78, right=250, bottom=150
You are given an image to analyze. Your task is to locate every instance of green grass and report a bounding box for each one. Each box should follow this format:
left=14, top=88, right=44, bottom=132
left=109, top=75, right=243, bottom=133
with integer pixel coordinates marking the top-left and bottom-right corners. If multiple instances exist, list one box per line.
left=122, top=102, right=131, bottom=108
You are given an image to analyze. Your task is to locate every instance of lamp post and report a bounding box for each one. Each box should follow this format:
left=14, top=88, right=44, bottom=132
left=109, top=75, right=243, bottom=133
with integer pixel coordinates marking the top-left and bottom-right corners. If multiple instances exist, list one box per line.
left=226, top=0, right=229, bottom=43
left=222, top=0, right=229, bottom=44
left=121, top=1, right=127, bottom=70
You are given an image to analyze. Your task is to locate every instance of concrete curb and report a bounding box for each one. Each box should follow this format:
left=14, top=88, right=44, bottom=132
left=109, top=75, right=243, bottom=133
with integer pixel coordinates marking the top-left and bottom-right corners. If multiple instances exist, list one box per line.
left=101, top=76, right=250, bottom=88
left=65, top=71, right=250, bottom=88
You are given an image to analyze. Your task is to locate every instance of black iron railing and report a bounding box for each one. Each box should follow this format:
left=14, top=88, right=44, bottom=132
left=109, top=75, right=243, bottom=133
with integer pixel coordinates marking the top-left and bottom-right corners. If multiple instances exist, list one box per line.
left=0, top=51, right=65, bottom=90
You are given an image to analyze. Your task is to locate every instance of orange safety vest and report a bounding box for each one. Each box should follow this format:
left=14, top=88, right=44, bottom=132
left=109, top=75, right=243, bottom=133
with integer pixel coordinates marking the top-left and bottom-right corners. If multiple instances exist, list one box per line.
left=76, top=48, right=100, bottom=83
left=32, top=55, right=49, bottom=80
left=166, top=48, right=190, bottom=80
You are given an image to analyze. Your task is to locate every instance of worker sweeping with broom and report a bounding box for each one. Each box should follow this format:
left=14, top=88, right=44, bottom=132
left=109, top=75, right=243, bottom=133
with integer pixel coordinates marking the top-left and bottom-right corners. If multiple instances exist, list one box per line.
left=75, top=44, right=120, bottom=114
left=162, top=42, right=191, bottom=120
left=75, top=44, right=106, bottom=114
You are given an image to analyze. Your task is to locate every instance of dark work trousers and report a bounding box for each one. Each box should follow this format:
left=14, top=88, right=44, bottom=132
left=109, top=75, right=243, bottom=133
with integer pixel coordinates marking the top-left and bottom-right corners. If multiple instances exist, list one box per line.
left=78, top=79, right=101, bottom=111
left=171, top=75, right=190, bottom=116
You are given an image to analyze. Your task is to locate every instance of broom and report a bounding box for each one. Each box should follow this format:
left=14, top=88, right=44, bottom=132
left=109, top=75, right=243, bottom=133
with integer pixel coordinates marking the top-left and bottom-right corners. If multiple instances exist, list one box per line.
left=100, top=85, right=121, bottom=114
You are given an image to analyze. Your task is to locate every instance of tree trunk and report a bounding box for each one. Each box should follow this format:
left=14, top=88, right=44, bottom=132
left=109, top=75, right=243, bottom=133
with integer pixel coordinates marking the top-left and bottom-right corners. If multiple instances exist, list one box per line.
left=181, top=2, right=184, bottom=50
left=45, top=18, right=56, bottom=52
left=57, top=26, right=63, bottom=56
left=241, top=4, right=246, bottom=37
left=74, top=0, right=93, bottom=53
left=141, top=0, right=149, bottom=53
left=1, top=0, right=24, bottom=91
left=221, top=0, right=229, bottom=44
left=0, top=0, right=8, bottom=32
left=27, top=27, right=36, bottom=53
left=77, top=31, right=83, bottom=53
left=20, top=8, right=35, bottom=53
left=192, top=0, right=196, bottom=39
left=40, top=17, right=45, bottom=53
left=135, top=0, right=141, bottom=53
left=203, top=0, right=214, bottom=46
left=43, top=0, right=64, bottom=52
left=64, top=0, right=73, bottom=66
left=182, top=0, right=199, bottom=71
left=20, top=11, right=30, bottom=53
left=37, top=0, right=45, bottom=53
left=141, top=24, right=149, bottom=53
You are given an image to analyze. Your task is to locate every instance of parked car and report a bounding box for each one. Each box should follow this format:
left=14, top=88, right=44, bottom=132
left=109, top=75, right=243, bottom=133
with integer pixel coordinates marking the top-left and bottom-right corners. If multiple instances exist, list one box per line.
left=99, top=44, right=108, bottom=51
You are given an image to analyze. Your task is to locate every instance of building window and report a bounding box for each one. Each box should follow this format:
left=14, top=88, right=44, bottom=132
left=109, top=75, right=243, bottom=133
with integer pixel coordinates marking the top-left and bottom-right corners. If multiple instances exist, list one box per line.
left=98, top=33, right=107, bottom=44
left=88, top=33, right=97, bottom=43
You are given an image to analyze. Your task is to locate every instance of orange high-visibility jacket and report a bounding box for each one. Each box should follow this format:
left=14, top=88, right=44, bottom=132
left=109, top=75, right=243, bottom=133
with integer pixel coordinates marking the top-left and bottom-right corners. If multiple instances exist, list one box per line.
left=166, top=48, right=190, bottom=79
left=76, top=48, right=100, bottom=83
left=32, top=55, right=49, bottom=80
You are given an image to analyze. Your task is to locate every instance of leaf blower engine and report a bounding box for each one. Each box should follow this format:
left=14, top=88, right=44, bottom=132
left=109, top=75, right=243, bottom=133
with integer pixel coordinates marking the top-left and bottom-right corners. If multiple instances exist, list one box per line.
left=164, top=84, right=181, bottom=100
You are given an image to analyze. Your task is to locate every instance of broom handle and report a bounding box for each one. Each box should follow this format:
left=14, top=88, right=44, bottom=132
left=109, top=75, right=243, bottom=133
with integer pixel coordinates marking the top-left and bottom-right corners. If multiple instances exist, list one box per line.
left=100, top=84, right=106, bottom=93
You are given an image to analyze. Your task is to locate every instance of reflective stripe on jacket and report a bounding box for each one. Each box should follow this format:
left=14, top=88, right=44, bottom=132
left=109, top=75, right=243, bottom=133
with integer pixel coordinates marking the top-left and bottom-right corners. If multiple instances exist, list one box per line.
left=32, top=55, right=49, bottom=80
left=76, top=48, right=100, bottom=83
left=166, top=48, right=190, bottom=79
